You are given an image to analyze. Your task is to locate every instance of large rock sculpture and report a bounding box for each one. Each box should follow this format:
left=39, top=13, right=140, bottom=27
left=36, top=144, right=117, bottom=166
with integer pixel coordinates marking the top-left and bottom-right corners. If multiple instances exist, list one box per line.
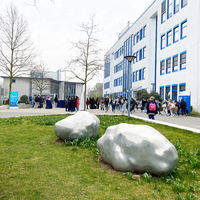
left=97, top=123, right=178, bottom=176
left=54, top=111, right=100, bottom=141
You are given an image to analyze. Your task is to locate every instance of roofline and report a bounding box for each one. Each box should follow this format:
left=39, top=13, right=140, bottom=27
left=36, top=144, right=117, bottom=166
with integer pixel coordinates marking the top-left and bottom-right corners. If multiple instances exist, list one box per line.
left=105, top=0, right=157, bottom=56
left=0, top=76, right=84, bottom=85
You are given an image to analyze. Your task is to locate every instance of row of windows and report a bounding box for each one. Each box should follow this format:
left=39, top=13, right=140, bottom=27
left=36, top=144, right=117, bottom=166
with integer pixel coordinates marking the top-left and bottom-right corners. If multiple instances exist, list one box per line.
left=133, top=68, right=145, bottom=82
left=133, top=46, right=146, bottom=63
left=161, top=0, right=188, bottom=24
left=161, top=19, right=187, bottom=50
left=114, top=77, right=123, bottom=87
left=160, top=83, right=186, bottom=101
left=115, top=46, right=124, bottom=59
left=104, top=82, right=110, bottom=89
left=104, top=62, right=110, bottom=78
left=160, top=51, right=186, bottom=75
left=115, top=25, right=147, bottom=60
left=132, top=25, right=147, bottom=46
left=114, top=61, right=123, bottom=73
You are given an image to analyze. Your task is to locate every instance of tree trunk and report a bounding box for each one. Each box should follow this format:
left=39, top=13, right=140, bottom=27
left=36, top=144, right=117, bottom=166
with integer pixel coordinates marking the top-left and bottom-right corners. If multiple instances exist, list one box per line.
left=84, top=81, right=87, bottom=111
left=9, top=76, right=13, bottom=105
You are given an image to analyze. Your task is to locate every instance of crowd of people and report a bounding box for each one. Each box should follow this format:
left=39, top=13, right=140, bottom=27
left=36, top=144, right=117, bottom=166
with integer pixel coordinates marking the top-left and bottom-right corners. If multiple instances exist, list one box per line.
left=30, top=94, right=188, bottom=120
left=85, top=96, right=188, bottom=120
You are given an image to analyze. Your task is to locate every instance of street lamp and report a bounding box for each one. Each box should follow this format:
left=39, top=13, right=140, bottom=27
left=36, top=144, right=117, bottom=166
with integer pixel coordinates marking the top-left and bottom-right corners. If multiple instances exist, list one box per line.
left=124, top=55, right=136, bottom=118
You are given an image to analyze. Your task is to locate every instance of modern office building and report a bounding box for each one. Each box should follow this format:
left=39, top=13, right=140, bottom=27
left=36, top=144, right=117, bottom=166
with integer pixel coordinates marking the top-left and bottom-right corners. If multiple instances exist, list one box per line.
left=103, top=0, right=200, bottom=112
left=1, top=74, right=84, bottom=102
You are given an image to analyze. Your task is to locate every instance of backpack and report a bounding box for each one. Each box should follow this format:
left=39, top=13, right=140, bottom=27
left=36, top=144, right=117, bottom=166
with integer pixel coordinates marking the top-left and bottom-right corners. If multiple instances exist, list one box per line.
left=149, top=102, right=156, bottom=112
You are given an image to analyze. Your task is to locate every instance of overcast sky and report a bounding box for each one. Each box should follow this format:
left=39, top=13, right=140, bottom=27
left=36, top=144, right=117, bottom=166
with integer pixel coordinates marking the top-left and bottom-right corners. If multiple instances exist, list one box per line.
left=0, top=0, right=154, bottom=86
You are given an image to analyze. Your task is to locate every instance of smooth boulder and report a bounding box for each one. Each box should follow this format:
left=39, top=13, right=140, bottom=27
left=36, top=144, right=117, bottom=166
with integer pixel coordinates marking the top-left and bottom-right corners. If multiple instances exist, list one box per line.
left=55, top=111, right=100, bottom=140
left=97, top=123, right=178, bottom=176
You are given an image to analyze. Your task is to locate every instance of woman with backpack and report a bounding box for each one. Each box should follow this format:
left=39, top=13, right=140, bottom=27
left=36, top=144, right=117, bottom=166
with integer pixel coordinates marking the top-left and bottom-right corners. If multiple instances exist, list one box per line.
left=146, top=96, right=158, bottom=120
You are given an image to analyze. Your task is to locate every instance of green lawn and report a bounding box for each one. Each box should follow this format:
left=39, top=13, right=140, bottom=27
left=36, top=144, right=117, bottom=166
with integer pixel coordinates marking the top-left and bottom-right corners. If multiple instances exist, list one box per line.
left=0, top=115, right=200, bottom=200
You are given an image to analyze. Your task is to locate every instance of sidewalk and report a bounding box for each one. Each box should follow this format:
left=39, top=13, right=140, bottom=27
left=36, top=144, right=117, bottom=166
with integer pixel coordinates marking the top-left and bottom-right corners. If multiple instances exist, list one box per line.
left=0, top=107, right=200, bottom=133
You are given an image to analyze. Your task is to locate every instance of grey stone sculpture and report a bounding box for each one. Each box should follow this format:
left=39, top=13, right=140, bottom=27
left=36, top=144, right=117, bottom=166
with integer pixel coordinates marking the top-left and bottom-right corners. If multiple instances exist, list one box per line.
left=97, top=123, right=178, bottom=176
left=54, top=111, right=100, bottom=141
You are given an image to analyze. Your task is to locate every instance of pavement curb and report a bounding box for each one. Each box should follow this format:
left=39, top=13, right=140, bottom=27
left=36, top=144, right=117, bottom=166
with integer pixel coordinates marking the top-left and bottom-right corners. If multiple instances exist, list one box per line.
left=131, top=114, right=200, bottom=134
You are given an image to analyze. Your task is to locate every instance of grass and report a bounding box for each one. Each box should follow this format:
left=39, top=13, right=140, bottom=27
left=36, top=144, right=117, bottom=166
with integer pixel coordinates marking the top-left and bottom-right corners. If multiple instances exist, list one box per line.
left=0, top=115, right=200, bottom=200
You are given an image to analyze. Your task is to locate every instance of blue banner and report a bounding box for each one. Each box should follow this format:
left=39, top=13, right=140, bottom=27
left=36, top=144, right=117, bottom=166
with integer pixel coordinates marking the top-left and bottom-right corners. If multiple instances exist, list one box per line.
left=10, top=91, right=18, bottom=108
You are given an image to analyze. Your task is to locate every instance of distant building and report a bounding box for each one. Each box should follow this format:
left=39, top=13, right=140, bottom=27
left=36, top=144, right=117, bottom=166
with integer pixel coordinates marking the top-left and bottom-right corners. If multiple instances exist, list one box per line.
left=1, top=76, right=84, bottom=102
left=0, top=85, right=3, bottom=104
left=104, top=0, right=200, bottom=112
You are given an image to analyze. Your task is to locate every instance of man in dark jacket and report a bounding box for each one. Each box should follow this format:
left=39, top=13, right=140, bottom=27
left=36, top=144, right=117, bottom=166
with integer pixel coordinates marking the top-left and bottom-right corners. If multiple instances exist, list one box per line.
left=180, top=99, right=187, bottom=115
left=146, top=96, right=158, bottom=120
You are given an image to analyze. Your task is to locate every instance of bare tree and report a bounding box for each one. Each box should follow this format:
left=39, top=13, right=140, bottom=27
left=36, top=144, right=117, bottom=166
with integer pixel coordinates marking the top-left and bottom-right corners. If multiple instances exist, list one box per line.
left=31, top=65, right=50, bottom=95
left=66, top=16, right=102, bottom=110
left=0, top=5, right=34, bottom=103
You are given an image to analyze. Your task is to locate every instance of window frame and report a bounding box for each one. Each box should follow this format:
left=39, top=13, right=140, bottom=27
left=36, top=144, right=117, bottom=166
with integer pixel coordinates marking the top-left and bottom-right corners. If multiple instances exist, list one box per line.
left=160, top=86, right=164, bottom=100
left=167, top=0, right=173, bottom=19
left=173, top=24, right=179, bottom=43
left=161, top=34, right=166, bottom=50
left=180, top=51, right=187, bottom=70
left=181, top=0, right=187, bottom=8
left=172, top=54, right=178, bottom=72
left=160, top=60, right=165, bottom=75
left=161, top=0, right=167, bottom=24
left=166, top=29, right=172, bottom=47
left=179, top=83, right=186, bottom=92
left=180, top=19, right=187, bottom=40
left=166, top=57, right=171, bottom=74
left=174, top=0, right=179, bottom=14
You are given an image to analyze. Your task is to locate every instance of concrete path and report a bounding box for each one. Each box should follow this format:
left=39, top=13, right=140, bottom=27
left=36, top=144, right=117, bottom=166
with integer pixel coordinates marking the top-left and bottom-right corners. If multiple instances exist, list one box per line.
left=0, top=106, right=200, bottom=133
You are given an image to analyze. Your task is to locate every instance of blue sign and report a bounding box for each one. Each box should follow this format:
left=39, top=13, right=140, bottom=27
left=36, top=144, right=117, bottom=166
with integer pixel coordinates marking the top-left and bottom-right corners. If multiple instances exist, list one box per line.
left=10, top=91, right=18, bottom=108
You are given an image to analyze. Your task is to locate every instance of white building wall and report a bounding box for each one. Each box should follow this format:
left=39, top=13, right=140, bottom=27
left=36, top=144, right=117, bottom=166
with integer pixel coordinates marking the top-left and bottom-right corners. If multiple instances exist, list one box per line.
left=3, top=78, right=30, bottom=100
left=76, top=83, right=83, bottom=98
left=104, top=0, right=200, bottom=112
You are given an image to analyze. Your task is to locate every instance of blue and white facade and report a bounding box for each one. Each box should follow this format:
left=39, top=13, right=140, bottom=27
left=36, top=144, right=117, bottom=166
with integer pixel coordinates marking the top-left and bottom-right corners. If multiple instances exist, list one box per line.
left=104, top=0, right=200, bottom=112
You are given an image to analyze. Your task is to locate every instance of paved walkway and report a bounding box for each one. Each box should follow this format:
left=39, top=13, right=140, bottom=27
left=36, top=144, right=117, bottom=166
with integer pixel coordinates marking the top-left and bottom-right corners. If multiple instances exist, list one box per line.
left=0, top=106, right=200, bottom=133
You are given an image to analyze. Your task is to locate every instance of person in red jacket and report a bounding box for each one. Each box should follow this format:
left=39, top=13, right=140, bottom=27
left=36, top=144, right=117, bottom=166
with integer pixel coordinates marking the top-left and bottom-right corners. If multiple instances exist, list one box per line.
left=75, top=96, right=80, bottom=111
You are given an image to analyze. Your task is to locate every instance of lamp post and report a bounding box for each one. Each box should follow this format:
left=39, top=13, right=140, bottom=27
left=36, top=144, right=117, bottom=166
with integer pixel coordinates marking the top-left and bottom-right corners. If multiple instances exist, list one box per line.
left=124, top=55, right=136, bottom=118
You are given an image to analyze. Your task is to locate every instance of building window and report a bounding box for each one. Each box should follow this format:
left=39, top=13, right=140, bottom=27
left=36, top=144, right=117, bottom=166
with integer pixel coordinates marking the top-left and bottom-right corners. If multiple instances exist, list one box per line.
left=139, top=49, right=143, bottom=60
left=160, top=60, right=165, bottom=75
left=172, top=85, right=178, bottom=101
left=133, top=53, right=136, bottom=64
left=167, top=0, right=173, bottom=19
left=173, top=25, right=179, bottom=43
left=142, top=68, right=145, bottom=80
left=174, top=0, right=179, bottom=14
left=166, top=58, right=171, bottom=74
left=181, top=0, right=187, bottom=8
left=161, top=34, right=165, bottom=49
left=180, top=51, right=186, bottom=70
left=136, top=71, right=139, bottom=81
left=104, top=62, right=110, bottom=78
left=160, top=86, right=164, bottom=100
left=179, top=83, right=186, bottom=91
left=136, top=51, right=139, bottom=62
left=165, top=85, right=170, bottom=100
left=12, top=79, right=16, bottom=83
left=134, top=35, right=137, bottom=45
left=104, top=82, right=110, bottom=89
left=136, top=32, right=140, bottom=43
left=133, top=72, right=136, bottom=82
left=143, top=25, right=146, bottom=38
left=143, top=46, right=146, bottom=59
left=172, top=55, right=178, bottom=72
left=139, top=69, right=142, bottom=81
left=181, top=19, right=187, bottom=39
left=140, top=29, right=143, bottom=40
left=161, top=0, right=166, bottom=23
left=166, top=30, right=172, bottom=46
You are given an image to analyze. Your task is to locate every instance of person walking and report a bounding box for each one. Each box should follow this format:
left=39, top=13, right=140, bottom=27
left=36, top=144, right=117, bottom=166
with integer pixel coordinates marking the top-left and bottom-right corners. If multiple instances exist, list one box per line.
left=180, top=99, right=187, bottom=116
left=104, top=96, right=109, bottom=112
left=146, top=96, right=158, bottom=120
left=111, top=97, right=116, bottom=113
left=75, top=96, right=80, bottom=111
left=168, top=99, right=175, bottom=117
left=54, top=95, right=58, bottom=108
left=174, top=100, right=180, bottom=116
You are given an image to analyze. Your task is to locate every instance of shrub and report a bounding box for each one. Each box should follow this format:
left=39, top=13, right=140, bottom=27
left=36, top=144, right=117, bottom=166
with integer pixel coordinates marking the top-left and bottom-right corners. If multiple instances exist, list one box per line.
left=20, top=95, right=29, bottom=104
